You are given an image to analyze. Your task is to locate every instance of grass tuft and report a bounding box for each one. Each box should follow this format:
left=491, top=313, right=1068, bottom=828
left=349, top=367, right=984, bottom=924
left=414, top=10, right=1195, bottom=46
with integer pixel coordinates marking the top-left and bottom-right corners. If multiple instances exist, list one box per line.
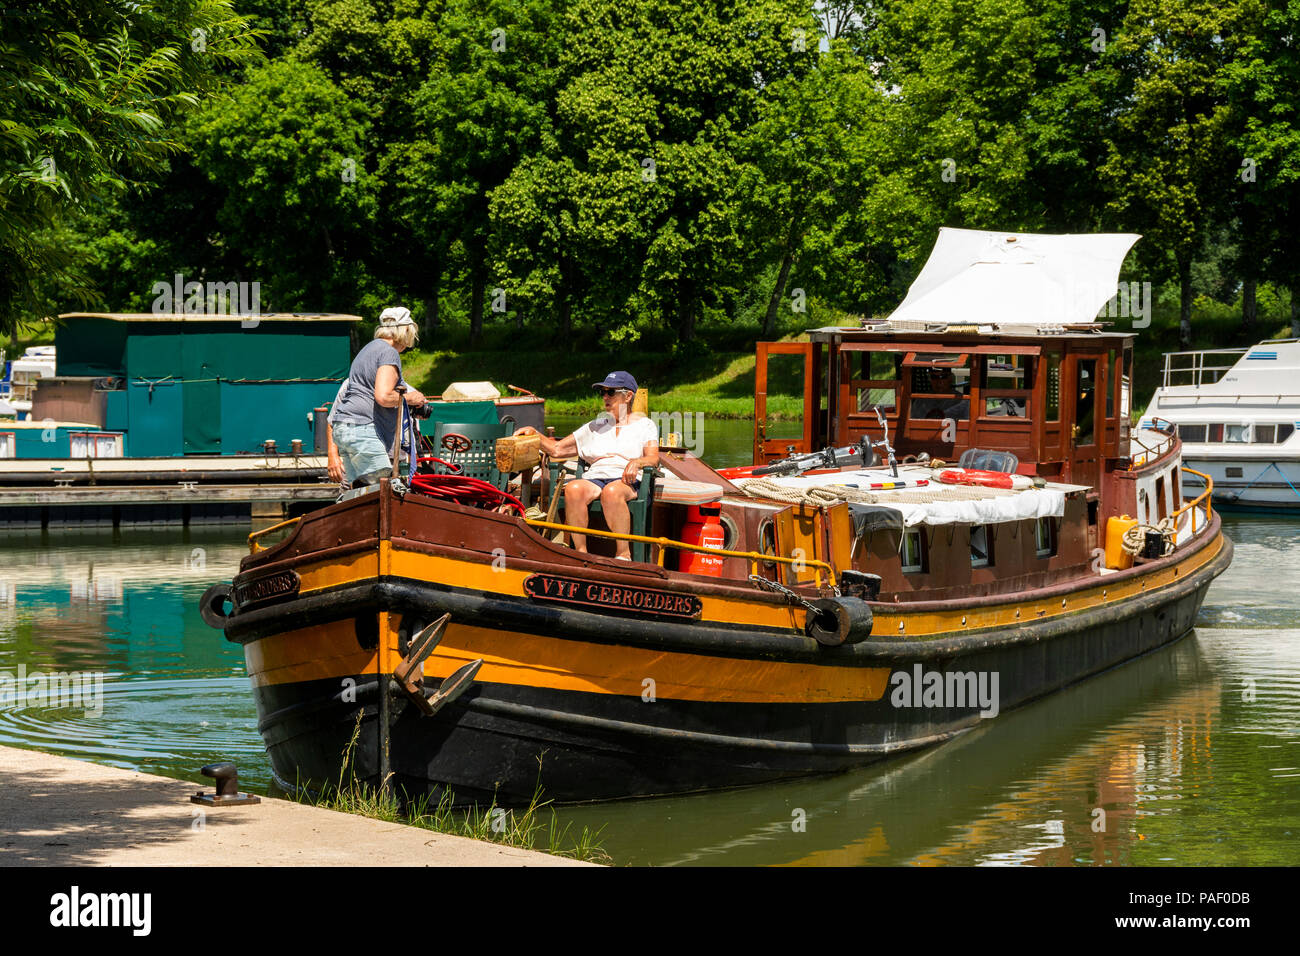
left=297, top=716, right=611, bottom=865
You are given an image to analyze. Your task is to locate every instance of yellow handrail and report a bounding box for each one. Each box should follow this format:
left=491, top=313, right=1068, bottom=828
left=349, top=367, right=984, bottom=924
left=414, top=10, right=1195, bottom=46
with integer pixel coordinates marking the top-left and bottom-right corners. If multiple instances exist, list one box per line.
left=1174, top=467, right=1213, bottom=536
left=248, top=516, right=302, bottom=553
left=523, top=518, right=838, bottom=588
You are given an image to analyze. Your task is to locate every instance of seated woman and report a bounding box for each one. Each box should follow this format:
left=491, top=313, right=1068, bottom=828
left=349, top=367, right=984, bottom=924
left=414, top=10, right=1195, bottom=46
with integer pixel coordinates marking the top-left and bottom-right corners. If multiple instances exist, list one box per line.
left=514, top=371, right=659, bottom=561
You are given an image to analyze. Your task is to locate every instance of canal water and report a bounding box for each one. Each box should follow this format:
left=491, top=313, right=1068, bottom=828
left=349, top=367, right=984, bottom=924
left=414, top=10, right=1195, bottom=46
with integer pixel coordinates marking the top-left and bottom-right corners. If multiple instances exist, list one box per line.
left=2, top=417, right=1297, bottom=866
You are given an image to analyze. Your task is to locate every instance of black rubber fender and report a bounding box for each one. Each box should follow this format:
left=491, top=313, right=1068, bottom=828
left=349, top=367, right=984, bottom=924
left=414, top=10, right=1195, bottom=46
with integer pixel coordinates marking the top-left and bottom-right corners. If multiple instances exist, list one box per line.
left=199, top=583, right=235, bottom=630
left=805, top=596, right=874, bottom=647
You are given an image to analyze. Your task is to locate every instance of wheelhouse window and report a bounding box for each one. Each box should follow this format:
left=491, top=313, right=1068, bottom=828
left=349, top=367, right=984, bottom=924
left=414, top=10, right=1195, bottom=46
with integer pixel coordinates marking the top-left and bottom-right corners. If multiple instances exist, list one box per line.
left=1046, top=353, right=1061, bottom=421
left=900, top=529, right=926, bottom=573
left=1075, top=359, right=1097, bottom=446
left=906, top=352, right=970, bottom=421
left=851, top=350, right=901, bottom=414
left=1280, top=423, right=1296, bottom=443
left=1106, top=349, right=1116, bottom=419
left=1225, top=424, right=1249, bottom=443
left=1177, top=423, right=1207, bottom=442
left=982, top=354, right=1033, bottom=419
left=970, top=525, right=992, bottom=568
left=1035, top=517, right=1056, bottom=558
left=1208, top=423, right=1224, bottom=442
left=0, top=432, right=14, bottom=459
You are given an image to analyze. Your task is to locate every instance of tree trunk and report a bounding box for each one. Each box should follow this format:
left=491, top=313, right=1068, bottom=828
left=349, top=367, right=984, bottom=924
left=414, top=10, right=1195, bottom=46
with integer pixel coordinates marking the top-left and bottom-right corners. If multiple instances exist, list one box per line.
left=763, top=212, right=805, bottom=338
left=763, top=248, right=796, bottom=338
left=1242, top=277, right=1256, bottom=330
left=422, top=260, right=440, bottom=342
left=468, top=260, right=485, bottom=348
left=558, top=295, right=573, bottom=342
left=1178, top=255, right=1193, bottom=347
left=677, top=291, right=696, bottom=344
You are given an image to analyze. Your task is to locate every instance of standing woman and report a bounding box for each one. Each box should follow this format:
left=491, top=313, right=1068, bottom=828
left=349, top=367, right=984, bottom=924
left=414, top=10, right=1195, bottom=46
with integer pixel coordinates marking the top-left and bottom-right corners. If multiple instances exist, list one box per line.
left=514, top=371, right=658, bottom=560
left=330, top=307, right=428, bottom=487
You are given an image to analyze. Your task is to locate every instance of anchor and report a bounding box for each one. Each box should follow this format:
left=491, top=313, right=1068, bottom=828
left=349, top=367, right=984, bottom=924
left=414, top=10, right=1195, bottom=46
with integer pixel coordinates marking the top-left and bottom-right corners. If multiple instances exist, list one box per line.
left=391, top=613, right=483, bottom=717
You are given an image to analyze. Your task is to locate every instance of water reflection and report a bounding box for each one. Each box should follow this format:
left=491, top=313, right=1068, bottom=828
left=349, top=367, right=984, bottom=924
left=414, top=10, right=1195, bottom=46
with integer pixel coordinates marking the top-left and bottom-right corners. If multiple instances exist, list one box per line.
left=0, top=530, right=267, bottom=784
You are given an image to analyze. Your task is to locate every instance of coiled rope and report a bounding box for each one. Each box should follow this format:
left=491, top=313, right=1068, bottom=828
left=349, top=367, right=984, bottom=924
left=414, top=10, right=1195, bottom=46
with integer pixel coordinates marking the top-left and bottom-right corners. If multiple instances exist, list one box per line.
left=738, top=477, right=1019, bottom=507
left=1121, top=516, right=1176, bottom=557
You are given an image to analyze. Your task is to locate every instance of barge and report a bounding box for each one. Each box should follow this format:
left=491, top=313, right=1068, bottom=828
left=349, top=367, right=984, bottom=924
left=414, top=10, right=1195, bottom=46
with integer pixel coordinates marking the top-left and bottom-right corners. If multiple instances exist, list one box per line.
left=202, top=229, right=1231, bottom=805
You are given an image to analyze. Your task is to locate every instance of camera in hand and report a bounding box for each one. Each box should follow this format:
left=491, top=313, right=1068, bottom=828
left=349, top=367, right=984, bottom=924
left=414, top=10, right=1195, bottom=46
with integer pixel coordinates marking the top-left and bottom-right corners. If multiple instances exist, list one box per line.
left=409, top=403, right=433, bottom=420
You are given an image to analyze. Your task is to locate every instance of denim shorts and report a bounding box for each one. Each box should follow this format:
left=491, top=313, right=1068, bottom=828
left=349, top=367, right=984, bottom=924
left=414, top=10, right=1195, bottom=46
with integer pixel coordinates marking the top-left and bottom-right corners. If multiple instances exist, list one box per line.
left=584, top=476, right=640, bottom=492
left=334, top=422, right=392, bottom=485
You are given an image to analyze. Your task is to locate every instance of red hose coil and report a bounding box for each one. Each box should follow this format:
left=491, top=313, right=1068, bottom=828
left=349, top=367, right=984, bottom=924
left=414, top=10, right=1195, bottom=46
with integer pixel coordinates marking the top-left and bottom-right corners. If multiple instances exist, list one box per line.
left=408, top=457, right=526, bottom=514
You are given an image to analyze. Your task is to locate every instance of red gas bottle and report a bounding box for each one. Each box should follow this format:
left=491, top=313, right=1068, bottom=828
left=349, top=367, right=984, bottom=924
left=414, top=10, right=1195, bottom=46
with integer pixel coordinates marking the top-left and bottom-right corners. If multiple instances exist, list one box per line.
left=679, top=505, right=727, bottom=576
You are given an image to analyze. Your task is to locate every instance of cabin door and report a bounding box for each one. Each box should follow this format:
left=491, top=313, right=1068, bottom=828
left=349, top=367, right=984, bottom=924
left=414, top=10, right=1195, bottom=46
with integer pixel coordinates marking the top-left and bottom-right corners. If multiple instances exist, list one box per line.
left=1065, top=354, right=1101, bottom=488
left=754, top=341, right=816, bottom=466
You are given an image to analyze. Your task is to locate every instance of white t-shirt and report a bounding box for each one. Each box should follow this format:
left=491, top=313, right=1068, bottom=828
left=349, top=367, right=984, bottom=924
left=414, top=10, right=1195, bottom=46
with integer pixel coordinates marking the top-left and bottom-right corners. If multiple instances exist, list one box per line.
left=572, top=415, right=659, bottom=481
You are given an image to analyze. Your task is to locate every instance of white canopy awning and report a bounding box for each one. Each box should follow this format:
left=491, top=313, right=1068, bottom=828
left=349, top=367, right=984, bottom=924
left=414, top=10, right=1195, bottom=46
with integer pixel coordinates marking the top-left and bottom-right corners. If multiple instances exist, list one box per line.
left=887, top=228, right=1141, bottom=329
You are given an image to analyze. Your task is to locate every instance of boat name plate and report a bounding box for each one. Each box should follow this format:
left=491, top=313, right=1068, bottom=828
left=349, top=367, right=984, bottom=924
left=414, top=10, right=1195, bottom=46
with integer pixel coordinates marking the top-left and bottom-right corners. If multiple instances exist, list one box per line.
left=523, top=573, right=702, bottom=620
left=233, top=570, right=301, bottom=608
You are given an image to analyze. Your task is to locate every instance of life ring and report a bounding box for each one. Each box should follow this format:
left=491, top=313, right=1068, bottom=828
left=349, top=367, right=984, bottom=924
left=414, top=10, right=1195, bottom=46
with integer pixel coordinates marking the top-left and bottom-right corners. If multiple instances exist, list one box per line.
left=199, top=583, right=235, bottom=629
left=938, top=468, right=1032, bottom=491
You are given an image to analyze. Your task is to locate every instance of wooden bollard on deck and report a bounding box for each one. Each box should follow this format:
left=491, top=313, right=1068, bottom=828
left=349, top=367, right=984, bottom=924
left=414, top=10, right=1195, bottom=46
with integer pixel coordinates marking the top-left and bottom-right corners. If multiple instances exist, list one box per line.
left=496, top=433, right=542, bottom=472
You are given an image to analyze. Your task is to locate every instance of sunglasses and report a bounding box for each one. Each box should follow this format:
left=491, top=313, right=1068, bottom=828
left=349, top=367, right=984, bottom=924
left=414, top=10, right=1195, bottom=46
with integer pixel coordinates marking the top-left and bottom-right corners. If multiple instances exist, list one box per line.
left=599, top=388, right=622, bottom=397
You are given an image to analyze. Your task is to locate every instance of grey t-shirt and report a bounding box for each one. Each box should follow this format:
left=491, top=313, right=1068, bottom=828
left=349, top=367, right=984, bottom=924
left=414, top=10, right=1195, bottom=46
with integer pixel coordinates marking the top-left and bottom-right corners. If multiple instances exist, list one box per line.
left=331, top=340, right=405, bottom=448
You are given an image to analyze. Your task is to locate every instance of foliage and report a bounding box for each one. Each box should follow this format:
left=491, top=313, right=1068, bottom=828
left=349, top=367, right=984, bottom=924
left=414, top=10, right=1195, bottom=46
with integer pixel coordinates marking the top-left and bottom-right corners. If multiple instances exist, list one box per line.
left=0, top=0, right=261, bottom=333
left=7, top=0, right=1300, bottom=348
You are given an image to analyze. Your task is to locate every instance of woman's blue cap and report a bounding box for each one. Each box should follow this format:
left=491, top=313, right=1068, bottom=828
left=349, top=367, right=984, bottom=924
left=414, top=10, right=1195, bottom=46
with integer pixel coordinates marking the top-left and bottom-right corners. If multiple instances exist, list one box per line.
left=593, top=371, right=638, bottom=392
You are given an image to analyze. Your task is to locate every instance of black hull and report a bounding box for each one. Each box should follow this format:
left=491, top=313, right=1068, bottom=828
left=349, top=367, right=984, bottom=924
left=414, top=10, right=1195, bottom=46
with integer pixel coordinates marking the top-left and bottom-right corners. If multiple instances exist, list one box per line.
left=251, top=535, right=1232, bottom=805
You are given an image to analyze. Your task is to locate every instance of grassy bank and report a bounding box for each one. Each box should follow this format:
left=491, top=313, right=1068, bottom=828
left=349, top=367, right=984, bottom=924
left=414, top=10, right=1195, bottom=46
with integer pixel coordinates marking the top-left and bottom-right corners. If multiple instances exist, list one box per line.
left=299, top=722, right=612, bottom=864
left=9, top=294, right=1295, bottom=423
left=402, top=344, right=806, bottom=419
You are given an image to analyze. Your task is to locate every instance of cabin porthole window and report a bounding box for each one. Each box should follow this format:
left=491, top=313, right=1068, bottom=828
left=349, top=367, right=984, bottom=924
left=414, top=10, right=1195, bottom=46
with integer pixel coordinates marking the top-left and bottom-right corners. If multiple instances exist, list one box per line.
left=900, top=529, right=925, bottom=573
left=970, top=525, right=991, bottom=568
left=717, top=512, right=739, bottom=551
left=1035, top=517, right=1056, bottom=558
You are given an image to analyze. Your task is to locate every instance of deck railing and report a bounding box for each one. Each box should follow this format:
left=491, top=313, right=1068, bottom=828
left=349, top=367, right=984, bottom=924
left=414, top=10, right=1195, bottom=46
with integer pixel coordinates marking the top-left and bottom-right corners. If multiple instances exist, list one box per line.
left=1174, top=467, right=1214, bottom=537
left=523, top=517, right=838, bottom=588
left=246, top=510, right=838, bottom=589
left=1161, top=348, right=1248, bottom=388
left=1128, top=417, right=1177, bottom=468
left=248, top=517, right=303, bottom=552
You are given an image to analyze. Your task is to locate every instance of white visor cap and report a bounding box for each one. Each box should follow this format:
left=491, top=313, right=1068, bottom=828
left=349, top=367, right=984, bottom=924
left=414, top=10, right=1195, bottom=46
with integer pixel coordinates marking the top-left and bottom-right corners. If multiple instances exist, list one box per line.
left=379, top=306, right=414, bottom=327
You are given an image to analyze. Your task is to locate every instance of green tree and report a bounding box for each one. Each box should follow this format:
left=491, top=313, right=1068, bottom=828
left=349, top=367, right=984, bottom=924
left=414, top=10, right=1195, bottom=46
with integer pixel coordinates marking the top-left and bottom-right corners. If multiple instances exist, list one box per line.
left=400, top=0, right=566, bottom=346
left=1222, top=0, right=1300, bottom=335
left=0, top=0, right=261, bottom=333
left=1098, top=0, right=1248, bottom=346
left=184, top=58, right=379, bottom=310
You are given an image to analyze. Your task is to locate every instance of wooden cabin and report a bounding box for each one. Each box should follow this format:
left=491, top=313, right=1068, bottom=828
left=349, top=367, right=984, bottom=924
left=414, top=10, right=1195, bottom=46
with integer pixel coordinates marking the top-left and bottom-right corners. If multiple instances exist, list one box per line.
left=746, top=324, right=1180, bottom=597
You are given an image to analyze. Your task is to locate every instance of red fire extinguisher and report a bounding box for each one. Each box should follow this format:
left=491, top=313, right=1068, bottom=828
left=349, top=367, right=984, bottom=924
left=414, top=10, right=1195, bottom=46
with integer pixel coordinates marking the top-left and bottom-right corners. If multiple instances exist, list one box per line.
left=680, top=505, right=726, bottom=576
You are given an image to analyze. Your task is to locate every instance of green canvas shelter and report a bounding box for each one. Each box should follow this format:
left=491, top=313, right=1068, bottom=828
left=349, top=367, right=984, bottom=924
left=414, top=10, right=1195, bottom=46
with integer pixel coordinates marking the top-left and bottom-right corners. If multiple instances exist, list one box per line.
left=55, top=313, right=359, bottom=457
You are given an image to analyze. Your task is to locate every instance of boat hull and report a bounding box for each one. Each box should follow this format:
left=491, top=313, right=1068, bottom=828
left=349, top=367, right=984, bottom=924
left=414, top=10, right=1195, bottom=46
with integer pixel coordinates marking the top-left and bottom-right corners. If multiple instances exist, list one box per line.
left=225, top=493, right=1232, bottom=805
left=1180, top=455, right=1300, bottom=511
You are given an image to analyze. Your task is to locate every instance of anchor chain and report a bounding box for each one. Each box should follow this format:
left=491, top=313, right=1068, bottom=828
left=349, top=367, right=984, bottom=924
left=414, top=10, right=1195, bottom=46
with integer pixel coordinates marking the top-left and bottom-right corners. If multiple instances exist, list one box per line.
left=748, top=574, right=824, bottom=614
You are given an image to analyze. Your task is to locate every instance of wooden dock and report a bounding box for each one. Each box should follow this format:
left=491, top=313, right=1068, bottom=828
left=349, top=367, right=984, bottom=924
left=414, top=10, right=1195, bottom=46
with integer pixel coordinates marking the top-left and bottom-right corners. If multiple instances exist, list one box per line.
left=0, top=482, right=338, bottom=528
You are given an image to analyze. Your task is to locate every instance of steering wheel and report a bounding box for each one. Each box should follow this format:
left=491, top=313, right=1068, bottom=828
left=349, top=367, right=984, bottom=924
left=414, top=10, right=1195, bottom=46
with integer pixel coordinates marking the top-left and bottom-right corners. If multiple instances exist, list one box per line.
left=441, top=432, right=472, bottom=457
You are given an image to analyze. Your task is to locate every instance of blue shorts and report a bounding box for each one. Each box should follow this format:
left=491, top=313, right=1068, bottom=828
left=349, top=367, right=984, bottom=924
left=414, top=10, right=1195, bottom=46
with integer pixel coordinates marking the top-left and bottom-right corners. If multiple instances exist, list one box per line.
left=334, top=422, right=392, bottom=485
left=584, top=477, right=640, bottom=492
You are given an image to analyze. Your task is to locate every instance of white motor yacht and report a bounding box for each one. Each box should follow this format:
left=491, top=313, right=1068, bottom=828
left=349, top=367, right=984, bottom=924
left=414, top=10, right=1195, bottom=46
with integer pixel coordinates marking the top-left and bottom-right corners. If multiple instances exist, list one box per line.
left=1143, top=341, right=1300, bottom=511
